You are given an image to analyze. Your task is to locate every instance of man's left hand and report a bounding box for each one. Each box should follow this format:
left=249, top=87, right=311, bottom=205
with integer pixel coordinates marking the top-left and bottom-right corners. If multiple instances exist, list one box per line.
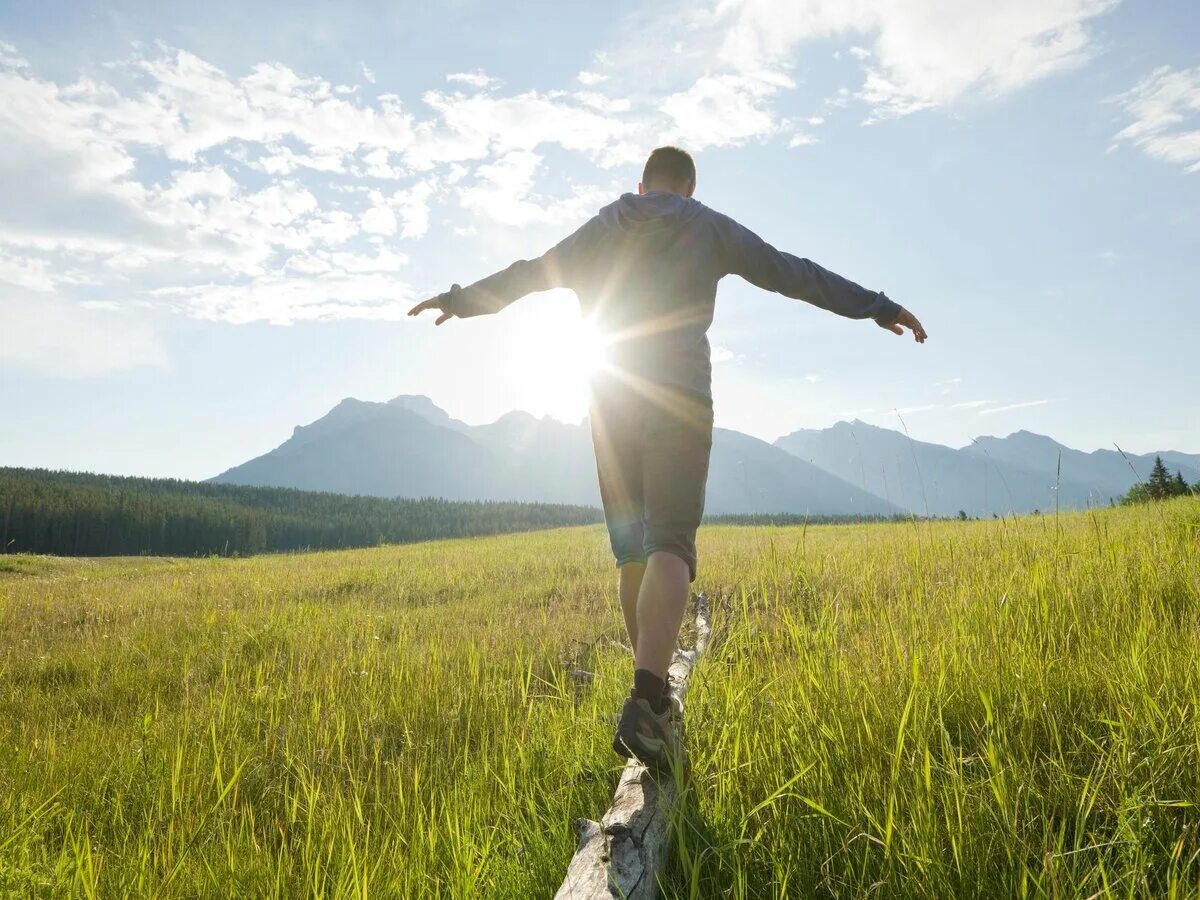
left=879, top=306, right=927, bottom=343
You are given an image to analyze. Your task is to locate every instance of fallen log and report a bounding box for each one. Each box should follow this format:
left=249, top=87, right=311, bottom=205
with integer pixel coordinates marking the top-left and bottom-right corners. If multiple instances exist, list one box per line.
left=555, top=592, right=712, bottom=899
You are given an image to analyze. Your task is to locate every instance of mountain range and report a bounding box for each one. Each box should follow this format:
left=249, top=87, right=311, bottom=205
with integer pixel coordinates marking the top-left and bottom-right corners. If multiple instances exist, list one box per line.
left=212, top=395, right=1200, bottom=518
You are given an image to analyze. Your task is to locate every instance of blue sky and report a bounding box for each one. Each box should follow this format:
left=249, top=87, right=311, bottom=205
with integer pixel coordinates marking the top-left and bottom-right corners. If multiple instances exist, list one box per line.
left=1, top=0, right=1197, bottom=479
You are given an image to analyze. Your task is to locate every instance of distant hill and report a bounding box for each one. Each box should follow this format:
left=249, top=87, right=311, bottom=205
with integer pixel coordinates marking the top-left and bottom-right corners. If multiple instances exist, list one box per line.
left=213, top=397, right=900, bottom=517
left=218, top=398, right=505, bottom=501
left=774, top=420, right=1200, bottom=517
left=964, top=430, right=1200, bottom=503
left=212, top=396, right=1197, bottom=518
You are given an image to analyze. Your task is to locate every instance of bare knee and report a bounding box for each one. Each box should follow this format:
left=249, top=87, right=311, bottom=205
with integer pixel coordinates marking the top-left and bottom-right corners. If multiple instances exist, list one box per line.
left=645, top=550, right=690, bottom=580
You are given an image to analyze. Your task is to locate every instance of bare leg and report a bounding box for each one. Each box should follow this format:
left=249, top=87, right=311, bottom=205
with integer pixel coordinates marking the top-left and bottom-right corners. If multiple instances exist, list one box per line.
left=634, top=551, right=690, bottom=680
left=618, top=562, right=646, bottom=652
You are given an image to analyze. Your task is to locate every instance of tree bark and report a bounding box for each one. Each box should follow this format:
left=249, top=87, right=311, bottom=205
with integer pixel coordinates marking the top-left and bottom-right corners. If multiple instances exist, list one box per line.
left=555, top=592, right=712, bottom=899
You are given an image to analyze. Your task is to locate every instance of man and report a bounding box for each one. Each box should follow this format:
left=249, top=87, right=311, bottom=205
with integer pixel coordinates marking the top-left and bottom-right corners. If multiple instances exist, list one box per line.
left=409, top=146, right=927, bottom=767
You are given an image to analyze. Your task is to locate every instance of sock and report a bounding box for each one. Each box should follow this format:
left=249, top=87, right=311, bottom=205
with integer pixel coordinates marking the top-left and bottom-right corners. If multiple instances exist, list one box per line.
left=633, top=668, right=669, bottom=713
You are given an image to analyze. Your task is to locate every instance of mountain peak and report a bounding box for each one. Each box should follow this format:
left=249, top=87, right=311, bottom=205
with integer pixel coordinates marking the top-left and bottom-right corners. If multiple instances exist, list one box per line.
left=976, top=429, right=1066, bottom=450
left=220, top=393, right=1199, bottom=518
left=386, top=395, right=470, bottom=433
left=494, top=409, right=538, bottom=425
left=388, top=394, right=446, bottom=415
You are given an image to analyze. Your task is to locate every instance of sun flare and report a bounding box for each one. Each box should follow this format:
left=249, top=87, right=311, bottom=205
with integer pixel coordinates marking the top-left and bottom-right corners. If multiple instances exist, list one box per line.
left=573, top=316, right=612, bottom=378
left=500, top=301, right=613, bottom=422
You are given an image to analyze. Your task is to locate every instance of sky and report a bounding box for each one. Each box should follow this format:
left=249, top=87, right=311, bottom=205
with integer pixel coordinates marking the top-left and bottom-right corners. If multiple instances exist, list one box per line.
left=1, top=0, right=1198, bottom=480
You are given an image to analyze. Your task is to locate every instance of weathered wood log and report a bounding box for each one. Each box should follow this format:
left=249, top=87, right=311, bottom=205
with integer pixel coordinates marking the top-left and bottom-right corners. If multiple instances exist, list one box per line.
left=555, top=593, right=712, bottom=899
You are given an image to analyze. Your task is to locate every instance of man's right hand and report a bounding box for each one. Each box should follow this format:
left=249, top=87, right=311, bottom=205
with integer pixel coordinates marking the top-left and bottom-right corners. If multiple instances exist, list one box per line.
left=407, top=284, right=461, bottom=326
left=879, top=306, right=927, bottom=343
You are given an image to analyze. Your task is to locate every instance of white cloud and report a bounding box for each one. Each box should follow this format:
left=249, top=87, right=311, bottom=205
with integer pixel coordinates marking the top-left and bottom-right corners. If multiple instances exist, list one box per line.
left=247, top=145, right=347, bottom=176
left=413, top=87, right=636, bottom=169
left=361, top=146, right=400, bottom=178
left=788, top=131, right=818, bottom=147
left=711, top=0, right=1117, bottom=119
left=0, top=252, right=58, bottom=292
left=1112, top=66, right=1200, bottom=173
left=575, top=92, right=633, bottom=114
left=0, top=295, right=169, bottom=377
left=392, top=180, right=436, bottom=238
left=661, top=71, right=793, bottom=149
left=978, top=399, right=1056, bottom=415
left=0, top=40, right=29, bottom=68
left=711, top=344, right=739, bottom=363
left=152, top=271, right=413, bottom=325
left=458, top=150, right=609, bottom=228
left=361, top=191, right=398, bottom=235
left=65, top=51, right=414, bottom=166
left=357, top=181, right=436, bottom=237
left=283, top=247, right=408, bottom=276
left=0, top=6, right=1124, bottom=340
left=951, top=399, right=990, bottom=409
left=164, top=166, right=238, bottom=200
left=446, top=71, right=500, bottom=89
left=0, top=44, right=647, bottom=328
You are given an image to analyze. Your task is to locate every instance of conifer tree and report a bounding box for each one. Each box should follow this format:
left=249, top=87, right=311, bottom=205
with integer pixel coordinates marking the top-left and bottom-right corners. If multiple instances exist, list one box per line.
left=1148, top=456, right=1172, bottom=500
left=1171, top=471, right=1188, bottom=497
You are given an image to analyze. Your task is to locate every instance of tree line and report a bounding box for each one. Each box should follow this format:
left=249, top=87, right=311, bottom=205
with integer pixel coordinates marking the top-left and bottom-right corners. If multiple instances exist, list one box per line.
left=1123, top=456, right=1198, bottom=504
left=0, top=467, right=602, bottom=558
left=705, top=512, right=912, bottom=526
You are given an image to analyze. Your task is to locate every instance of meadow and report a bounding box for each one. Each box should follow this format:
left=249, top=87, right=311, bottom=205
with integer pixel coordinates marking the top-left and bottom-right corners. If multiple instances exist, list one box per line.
left=1, top=497, right=1198, bottom=897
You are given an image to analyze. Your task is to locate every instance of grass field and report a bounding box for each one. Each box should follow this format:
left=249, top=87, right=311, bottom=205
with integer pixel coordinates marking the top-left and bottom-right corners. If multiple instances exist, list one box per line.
left=1, top=498, right=1198, bottom=897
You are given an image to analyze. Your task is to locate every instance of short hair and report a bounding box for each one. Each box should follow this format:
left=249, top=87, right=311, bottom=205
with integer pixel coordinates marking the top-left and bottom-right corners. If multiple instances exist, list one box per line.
left=642, top=146, right=695, bottom=189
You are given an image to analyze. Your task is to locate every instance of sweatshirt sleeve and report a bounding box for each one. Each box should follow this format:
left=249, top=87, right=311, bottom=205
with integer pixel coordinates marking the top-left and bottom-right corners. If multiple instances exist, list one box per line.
left=716, top=213, right=902, bottom=325
left=441, top=217, right=602, bottom=318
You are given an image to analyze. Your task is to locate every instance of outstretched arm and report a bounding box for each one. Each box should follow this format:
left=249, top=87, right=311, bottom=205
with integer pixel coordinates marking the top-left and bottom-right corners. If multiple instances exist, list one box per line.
left=718, top=214, right=927, bottom=343
left=408, top=217, right=600, bottom=325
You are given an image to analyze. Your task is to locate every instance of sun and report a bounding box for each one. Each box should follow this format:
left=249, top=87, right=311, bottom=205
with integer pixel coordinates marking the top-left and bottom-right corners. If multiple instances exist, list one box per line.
left=573, top=315, right=612, bottom=377
left=499, top=299, right=612, bottom=422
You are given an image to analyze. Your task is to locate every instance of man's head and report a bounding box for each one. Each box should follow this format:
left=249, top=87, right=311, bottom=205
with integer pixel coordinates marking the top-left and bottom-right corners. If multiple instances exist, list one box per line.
left=638, top=146, right=696, bottom=198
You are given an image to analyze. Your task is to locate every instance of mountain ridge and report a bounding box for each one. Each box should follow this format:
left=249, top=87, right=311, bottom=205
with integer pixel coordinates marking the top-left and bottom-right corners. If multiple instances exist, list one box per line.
left=213, top=395, right=1199, bottom=517
left=214, top=396, right=899, bottom=516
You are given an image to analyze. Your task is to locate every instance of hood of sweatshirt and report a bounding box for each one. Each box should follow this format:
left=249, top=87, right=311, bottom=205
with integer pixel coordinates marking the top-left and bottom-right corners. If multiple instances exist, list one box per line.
left=597, top=191, right=705, bottom=246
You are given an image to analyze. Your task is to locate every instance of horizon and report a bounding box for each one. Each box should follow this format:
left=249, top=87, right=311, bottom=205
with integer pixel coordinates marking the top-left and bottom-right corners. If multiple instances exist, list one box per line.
left=12, top=388, right=1200, bottom=485
left=313, top=391, right=1200, bottom=458
left=2, top=0, right=1198, bottom=480
left=4, top=384, right=1199, bottom=487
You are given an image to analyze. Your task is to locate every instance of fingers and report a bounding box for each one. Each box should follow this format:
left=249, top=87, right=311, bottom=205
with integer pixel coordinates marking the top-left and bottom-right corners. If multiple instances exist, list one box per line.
left=906, top=313, right=928, bottom=343
left=408, top=297, right=456, bottom=325
left=407, top=298, right=439, bottom=317
left=410, top=284, right=462, bottom=321
left=896, top=308, right=928, bottom=343
left=881, top=308, right=928, bottom=343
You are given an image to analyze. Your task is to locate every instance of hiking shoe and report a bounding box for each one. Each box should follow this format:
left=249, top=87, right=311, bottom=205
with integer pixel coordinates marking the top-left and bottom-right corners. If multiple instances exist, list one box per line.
left=611, top=693, right=684, bottom=769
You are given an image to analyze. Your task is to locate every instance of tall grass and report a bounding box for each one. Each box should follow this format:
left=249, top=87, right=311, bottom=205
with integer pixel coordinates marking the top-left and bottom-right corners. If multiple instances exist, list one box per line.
left=0, top=499, right=1197, bottom=897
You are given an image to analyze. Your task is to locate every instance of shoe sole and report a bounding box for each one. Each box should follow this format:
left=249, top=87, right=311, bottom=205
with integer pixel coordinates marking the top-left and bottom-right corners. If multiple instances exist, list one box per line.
left=613, top=724, right=674, bottom=767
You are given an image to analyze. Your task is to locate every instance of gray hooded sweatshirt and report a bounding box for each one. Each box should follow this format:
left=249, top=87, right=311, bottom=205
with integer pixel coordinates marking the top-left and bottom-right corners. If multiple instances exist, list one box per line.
left=442, top=190, right=901, bottom=398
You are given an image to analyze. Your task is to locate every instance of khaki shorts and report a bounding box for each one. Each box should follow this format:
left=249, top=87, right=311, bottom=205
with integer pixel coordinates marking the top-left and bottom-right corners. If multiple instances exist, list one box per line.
left=589, top=374, right=714, bottom=582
